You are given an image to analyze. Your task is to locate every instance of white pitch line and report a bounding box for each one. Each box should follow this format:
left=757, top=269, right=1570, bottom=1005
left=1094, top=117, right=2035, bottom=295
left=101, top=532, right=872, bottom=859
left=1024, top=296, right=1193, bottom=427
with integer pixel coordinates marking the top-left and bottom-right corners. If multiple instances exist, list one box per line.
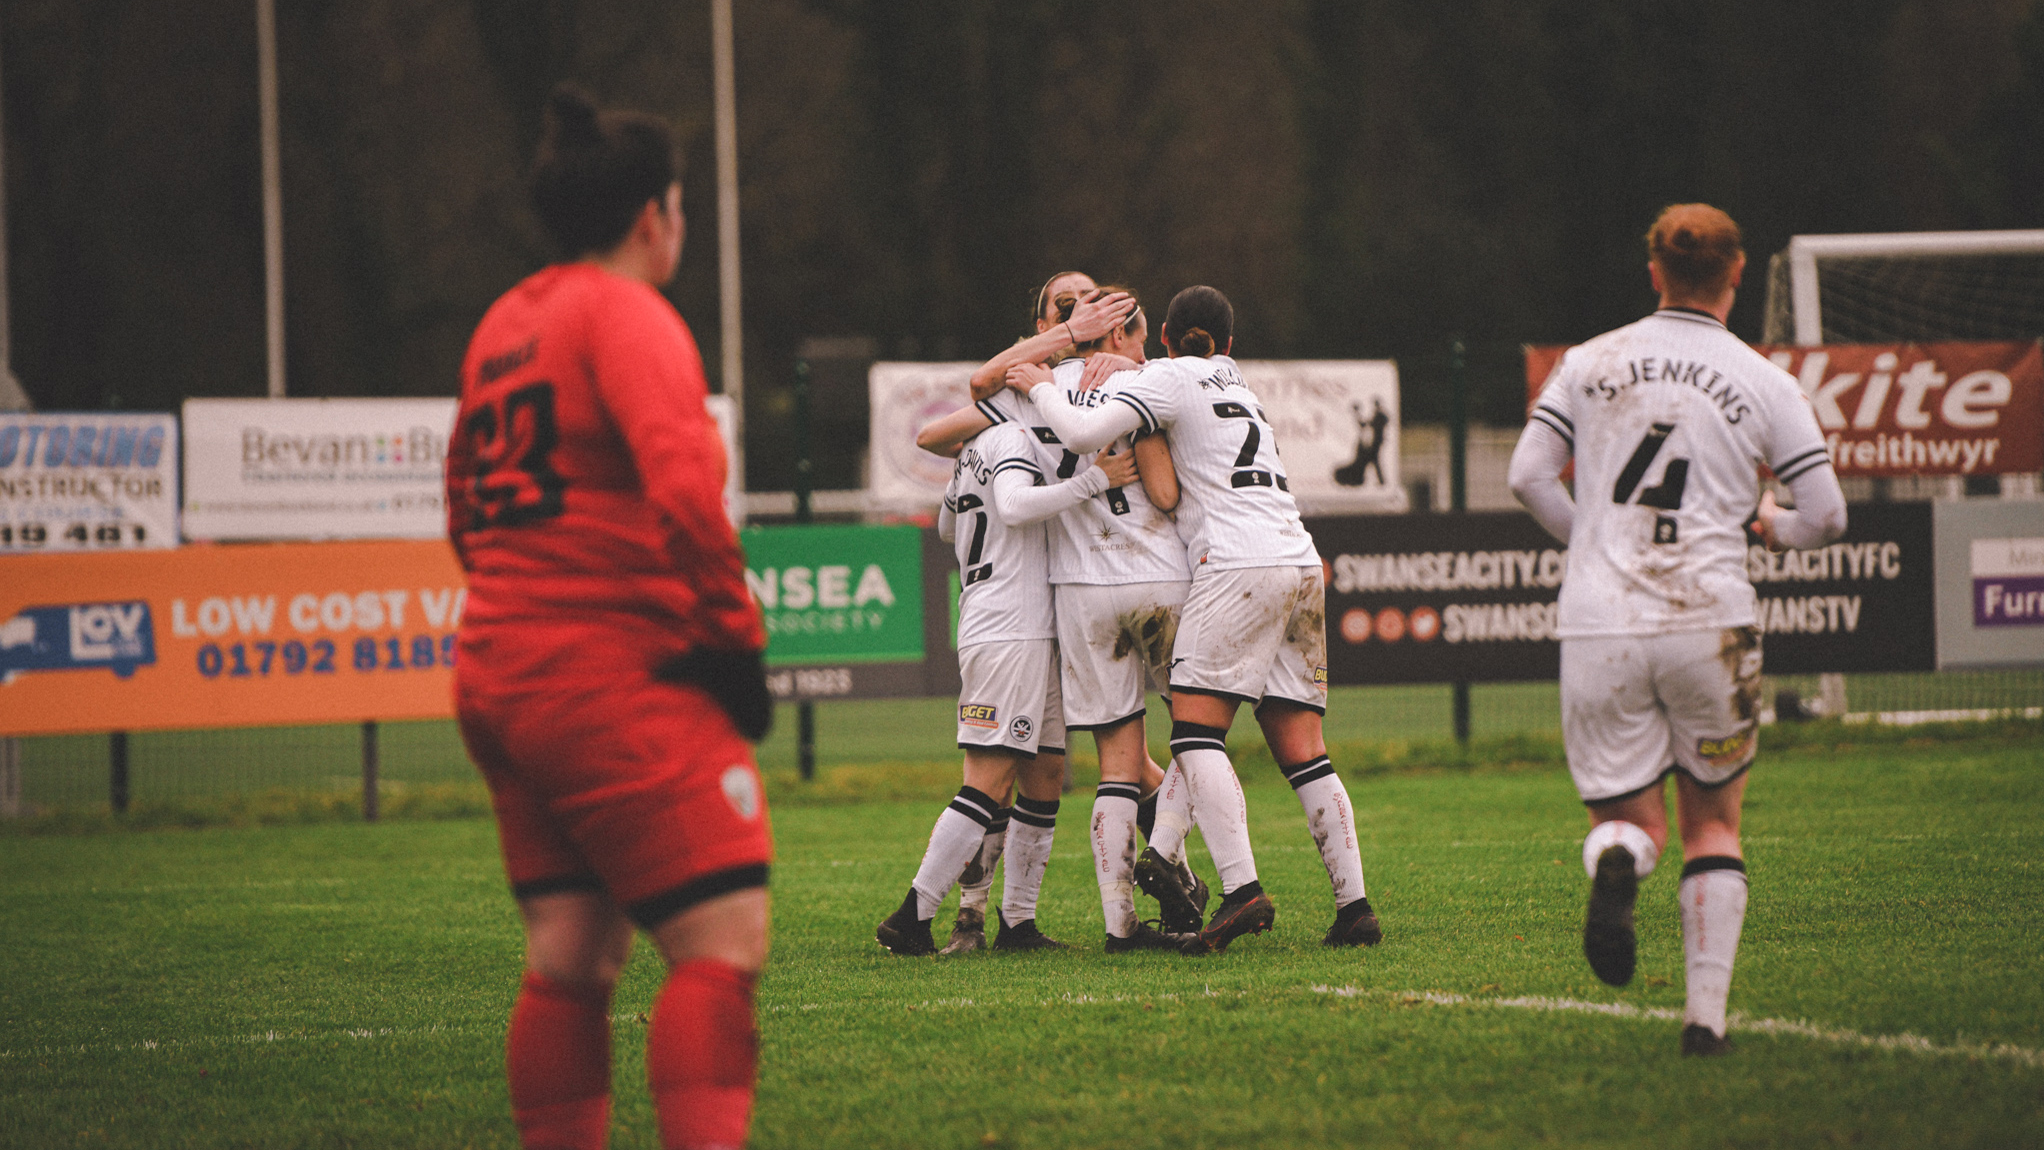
left=1310, top=985, right=2044, bottom=1069
left=8, top=987, right=2037, bottom=1072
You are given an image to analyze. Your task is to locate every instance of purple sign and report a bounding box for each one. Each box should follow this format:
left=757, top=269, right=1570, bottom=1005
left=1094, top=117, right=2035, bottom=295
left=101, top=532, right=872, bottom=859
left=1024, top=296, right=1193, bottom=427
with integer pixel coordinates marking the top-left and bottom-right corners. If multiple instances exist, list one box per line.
left=1975, top=576, right=2044, bottom=627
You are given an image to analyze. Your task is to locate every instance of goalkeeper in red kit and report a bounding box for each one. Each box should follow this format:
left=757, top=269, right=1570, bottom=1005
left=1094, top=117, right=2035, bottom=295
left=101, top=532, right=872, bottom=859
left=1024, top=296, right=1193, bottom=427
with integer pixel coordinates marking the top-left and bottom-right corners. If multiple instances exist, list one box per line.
left=447, top=86, right=773, bottom=1150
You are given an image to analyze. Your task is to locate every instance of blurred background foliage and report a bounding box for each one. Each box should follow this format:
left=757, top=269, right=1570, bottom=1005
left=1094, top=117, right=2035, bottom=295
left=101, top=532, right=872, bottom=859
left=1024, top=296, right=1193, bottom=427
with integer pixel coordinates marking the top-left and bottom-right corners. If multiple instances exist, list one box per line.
left=6, top=0, right=2042, bottom=488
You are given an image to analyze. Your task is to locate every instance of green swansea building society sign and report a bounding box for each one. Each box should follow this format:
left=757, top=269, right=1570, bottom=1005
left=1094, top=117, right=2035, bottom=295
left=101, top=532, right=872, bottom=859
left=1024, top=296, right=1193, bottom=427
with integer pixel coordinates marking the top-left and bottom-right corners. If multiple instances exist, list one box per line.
left=740, top=524, right=924, bottom=665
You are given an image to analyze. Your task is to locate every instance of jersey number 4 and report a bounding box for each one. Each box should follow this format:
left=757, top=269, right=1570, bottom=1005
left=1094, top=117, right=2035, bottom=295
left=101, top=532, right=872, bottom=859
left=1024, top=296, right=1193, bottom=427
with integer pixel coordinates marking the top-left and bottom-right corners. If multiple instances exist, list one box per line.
left=1612, top=422, right=1688, bottom=543
left=463, top=382, right=567, bottom=529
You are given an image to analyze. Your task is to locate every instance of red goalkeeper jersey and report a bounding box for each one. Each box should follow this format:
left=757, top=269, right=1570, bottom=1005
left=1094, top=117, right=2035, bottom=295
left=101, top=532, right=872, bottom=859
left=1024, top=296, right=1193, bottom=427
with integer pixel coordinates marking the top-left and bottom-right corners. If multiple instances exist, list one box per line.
left=447, top=263, right=763, bottom=653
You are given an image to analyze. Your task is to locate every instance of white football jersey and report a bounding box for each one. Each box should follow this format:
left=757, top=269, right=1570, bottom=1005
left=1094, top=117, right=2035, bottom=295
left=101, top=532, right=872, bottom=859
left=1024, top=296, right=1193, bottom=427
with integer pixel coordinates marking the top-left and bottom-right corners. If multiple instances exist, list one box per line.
left=1536, top=308, right=1832, bottom=638
left=1104, top=354, right=1318, bottom=571
left=943, top=420, right=1056, bottom=647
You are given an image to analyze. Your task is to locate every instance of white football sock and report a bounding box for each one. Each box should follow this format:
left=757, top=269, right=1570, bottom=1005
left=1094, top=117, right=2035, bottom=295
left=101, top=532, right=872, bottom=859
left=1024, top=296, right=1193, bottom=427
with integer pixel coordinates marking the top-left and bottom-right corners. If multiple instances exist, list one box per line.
left=1281, top=756, right=1366, bottom=906
left=1148, top=758, right=1194, bottom=867
left=1092, top=782, right=1141, bottom=937
left=1170, top=726, right=1257, bottom=895
left=957, top=808, right=1008, bottom=914
left=1001, top=797, right=1057, bottom=923
left=911, top=786, right=1002, bottom=920
left=1680, top=858, right=1749, bottom=1038
left=1583, top=819, right=1661, bottom=877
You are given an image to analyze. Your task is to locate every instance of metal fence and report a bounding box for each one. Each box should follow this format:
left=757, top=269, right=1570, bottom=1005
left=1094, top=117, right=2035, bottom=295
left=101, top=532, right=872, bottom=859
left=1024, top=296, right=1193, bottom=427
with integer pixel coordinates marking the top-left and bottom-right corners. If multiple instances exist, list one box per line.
left=5, top=670, right=2035, bottom=819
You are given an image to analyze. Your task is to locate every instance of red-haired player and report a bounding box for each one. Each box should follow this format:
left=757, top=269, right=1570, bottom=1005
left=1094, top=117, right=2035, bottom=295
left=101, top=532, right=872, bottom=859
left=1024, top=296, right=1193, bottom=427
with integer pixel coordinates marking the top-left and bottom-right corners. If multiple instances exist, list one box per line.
left=447, top=86, right=772, bottom=1150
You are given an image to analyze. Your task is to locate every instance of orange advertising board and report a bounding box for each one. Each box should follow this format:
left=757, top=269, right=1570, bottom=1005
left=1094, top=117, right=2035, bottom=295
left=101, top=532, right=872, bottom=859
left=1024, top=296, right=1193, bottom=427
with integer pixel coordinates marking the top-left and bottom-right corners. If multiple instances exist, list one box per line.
left=1524, top=340, right=2044, bottom=476
left=0, top=540, right=466, bottom=736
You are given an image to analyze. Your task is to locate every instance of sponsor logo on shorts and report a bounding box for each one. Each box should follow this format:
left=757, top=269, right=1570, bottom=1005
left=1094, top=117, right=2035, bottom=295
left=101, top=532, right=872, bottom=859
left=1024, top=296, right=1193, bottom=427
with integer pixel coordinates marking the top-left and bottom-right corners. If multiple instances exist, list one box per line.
left=1312, top=666, right=1328, bottom=686
left=1696, top=732, right=1755, bottom=768
left=720, top=764, right=760, bottom=819
left=959, top=703, right=998, bottom=729
left=1009, top=715, right=1033, bottom=742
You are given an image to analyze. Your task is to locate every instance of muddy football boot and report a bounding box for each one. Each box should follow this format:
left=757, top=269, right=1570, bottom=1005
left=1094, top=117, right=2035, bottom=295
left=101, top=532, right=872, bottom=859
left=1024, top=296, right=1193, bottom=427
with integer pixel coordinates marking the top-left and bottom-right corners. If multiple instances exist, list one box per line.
left=875, top=890, right=936, bottom=956
left=1104, top=920, right=1197, bottom=953
left=1180, top=887, right=1276, bottom=956
left=1322, top=896, right=1383, bottom=947
left=1680, top=1024, right=1734, bottom=1057
left=1584, top=845, right=1639, bottom=985
left=938, top=906, right=987, bottom=956
left=992, top=915, right=1071, bottom=951
left=1135, top=847, right=1205, bottom=934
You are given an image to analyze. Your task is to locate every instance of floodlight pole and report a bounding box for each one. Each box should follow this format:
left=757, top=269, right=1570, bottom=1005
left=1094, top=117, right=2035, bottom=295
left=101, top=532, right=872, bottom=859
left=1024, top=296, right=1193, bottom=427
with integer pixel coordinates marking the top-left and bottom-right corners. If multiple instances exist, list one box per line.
left=257, top=0, right=285, bottom=399
left=712, top=0, right=745, bottom=517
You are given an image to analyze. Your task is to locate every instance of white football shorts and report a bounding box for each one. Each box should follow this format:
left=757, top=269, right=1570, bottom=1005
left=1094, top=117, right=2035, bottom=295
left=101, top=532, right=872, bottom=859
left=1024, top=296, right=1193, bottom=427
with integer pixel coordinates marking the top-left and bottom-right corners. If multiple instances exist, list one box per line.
left=1169, top=564, right=1329, bottom=712
left=1053, top=580, right=1188, bottom=730
left=1560, top=626, right=1764, bottom=803
left=955, top=638, right=1066, bottom=756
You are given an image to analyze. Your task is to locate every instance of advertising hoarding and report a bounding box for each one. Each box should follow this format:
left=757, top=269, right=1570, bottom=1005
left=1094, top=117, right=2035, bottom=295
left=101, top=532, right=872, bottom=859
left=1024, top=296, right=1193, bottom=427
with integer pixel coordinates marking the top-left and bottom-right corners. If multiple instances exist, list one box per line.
left=1525, top=340, right=2043, bottom=476
left=868, top=360, right=1405, bottom=513
left=1310, top=503, right=1933, bottom=683
left=1933, top=499, right=2044, bottom=669
left=0, top=540, right=464, bottom=736
left=182, top=398, right=457, bottom=540
left=0, top=413, right=179, bottom=552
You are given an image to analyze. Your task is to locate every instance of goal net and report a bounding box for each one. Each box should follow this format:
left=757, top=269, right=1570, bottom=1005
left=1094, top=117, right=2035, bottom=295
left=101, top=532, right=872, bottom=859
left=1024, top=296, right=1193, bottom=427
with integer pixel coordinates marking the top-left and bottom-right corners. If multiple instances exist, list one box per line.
left=1762, top=230, right=2044, bottom=345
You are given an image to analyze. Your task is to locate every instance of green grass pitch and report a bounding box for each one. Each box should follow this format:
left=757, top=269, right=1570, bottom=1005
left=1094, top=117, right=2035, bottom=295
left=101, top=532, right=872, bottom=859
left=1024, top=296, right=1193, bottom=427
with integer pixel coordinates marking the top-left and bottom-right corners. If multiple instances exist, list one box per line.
left=2, top=719, right=2040, bottom=1147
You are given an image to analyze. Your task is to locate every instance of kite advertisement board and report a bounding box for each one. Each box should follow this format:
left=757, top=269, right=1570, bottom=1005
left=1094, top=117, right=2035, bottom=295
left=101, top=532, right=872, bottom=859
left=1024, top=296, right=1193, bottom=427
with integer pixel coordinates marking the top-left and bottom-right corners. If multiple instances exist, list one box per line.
left=1525, top=340, right=2043, bottom=476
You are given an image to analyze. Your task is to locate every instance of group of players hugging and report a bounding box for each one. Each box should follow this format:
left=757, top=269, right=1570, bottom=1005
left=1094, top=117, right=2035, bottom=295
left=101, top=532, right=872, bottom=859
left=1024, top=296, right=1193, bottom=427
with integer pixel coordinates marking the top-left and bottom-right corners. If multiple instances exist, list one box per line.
left=877, top=199, right=1849, bottom=1064
left=447, top=84, right=1848, bottom=1149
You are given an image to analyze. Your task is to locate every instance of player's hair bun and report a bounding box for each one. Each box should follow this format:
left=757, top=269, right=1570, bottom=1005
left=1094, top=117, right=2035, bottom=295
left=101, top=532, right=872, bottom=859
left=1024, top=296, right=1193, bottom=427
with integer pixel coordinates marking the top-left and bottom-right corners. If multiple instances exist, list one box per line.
left=1164, top=286, right=1234, bottom=357
left=546, top=84, right=602, bottom=147
left=1646, top=204, right=1742, bottom=298
left=530, top=85, right=678, bottom=258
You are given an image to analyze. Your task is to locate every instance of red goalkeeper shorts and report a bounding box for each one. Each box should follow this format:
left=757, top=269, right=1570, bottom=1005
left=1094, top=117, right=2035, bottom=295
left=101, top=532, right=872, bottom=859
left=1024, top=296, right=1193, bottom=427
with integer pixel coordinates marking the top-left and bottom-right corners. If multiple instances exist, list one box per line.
left=455, top=619, right=772, bottom=927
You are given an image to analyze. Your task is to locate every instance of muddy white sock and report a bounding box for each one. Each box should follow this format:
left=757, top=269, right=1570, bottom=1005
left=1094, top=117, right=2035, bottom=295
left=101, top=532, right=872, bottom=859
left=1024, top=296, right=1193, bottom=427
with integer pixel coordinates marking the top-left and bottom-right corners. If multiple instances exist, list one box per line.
left=1169, top=723, right=1257, bottom=895
left=1148, top=758, right=1194, bottom=867
left=957, top=807, right=1008, bottom=914
left=1092, top=782, right=1141, bottom=938
left=911, top=786, right=1000, bottom=920
left=1001, top=797, right=1057, bottom=923
left=1583, top=819, right=1660, bottom=877
left=1281, top=756, right=1366, bottom=906
left=1680, top=857, right=1749, bottom=1037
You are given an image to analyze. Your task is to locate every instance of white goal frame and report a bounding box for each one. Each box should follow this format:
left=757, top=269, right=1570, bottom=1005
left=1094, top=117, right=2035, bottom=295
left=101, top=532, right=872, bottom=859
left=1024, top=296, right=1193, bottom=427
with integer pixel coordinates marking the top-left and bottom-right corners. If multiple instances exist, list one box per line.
left=1784, top=229, right=2044, bottom=346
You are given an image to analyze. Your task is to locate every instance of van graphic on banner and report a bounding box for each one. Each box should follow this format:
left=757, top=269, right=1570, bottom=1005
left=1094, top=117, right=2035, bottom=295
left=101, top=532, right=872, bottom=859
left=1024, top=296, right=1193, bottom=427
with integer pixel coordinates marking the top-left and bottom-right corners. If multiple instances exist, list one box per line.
left=0, top=601, right=157, bottom=682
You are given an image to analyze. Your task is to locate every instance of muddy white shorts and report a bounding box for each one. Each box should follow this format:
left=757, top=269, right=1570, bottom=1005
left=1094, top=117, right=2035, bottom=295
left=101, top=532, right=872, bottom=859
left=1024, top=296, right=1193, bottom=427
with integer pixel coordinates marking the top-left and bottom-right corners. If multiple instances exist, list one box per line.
left=1560, top=626, right=1763, bottom=803
left=955, top=638, right=1066, bottom=756
left=1169, top=564, right=1329, bottom=712
left=1053, top=580, right=1188, bottom=730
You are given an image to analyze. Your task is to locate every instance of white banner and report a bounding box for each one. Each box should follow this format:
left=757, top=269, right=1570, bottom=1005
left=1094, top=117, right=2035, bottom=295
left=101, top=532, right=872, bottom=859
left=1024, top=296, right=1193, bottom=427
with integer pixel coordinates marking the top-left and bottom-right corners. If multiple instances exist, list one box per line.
left=182, top=398, right=456, bottom=541
left=704, top=393, right=744, bottom=527
left=868, top=359, right=1404, bottom=513
left=0, top=413, right=180, bottom=552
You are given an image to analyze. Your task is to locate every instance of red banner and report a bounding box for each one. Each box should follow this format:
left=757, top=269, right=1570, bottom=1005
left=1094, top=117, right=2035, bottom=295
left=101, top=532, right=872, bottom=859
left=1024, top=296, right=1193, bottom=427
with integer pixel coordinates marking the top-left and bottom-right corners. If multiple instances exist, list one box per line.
left=1524, top=340, right=2043, bottom=476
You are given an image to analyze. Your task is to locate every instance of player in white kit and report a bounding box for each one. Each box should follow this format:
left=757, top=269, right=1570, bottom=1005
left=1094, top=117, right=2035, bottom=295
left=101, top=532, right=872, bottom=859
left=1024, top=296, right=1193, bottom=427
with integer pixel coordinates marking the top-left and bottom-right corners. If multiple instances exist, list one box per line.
left=910, top=274, right=1140, bottom=954
left=1508, top=204, right=1847, bottom=1055
left=920, top=283, right=1204, bottom=951
left=1012, top=285, right=1383, bottom=956
left=876, top=408, right=1139, bottom=954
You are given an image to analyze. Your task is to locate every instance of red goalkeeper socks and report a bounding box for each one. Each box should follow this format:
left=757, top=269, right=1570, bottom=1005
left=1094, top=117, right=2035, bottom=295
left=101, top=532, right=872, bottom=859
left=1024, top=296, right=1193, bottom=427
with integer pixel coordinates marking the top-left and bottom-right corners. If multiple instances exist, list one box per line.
left=648, top=959, right=758, bottom=1150
left=507, top=970, right=613, bottom=1150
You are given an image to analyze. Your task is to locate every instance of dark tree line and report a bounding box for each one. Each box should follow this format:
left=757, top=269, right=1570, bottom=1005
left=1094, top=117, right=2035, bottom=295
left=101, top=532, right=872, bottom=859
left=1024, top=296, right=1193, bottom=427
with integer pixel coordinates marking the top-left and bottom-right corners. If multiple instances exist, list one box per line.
left=6, top=0, right=2040, bottom=488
